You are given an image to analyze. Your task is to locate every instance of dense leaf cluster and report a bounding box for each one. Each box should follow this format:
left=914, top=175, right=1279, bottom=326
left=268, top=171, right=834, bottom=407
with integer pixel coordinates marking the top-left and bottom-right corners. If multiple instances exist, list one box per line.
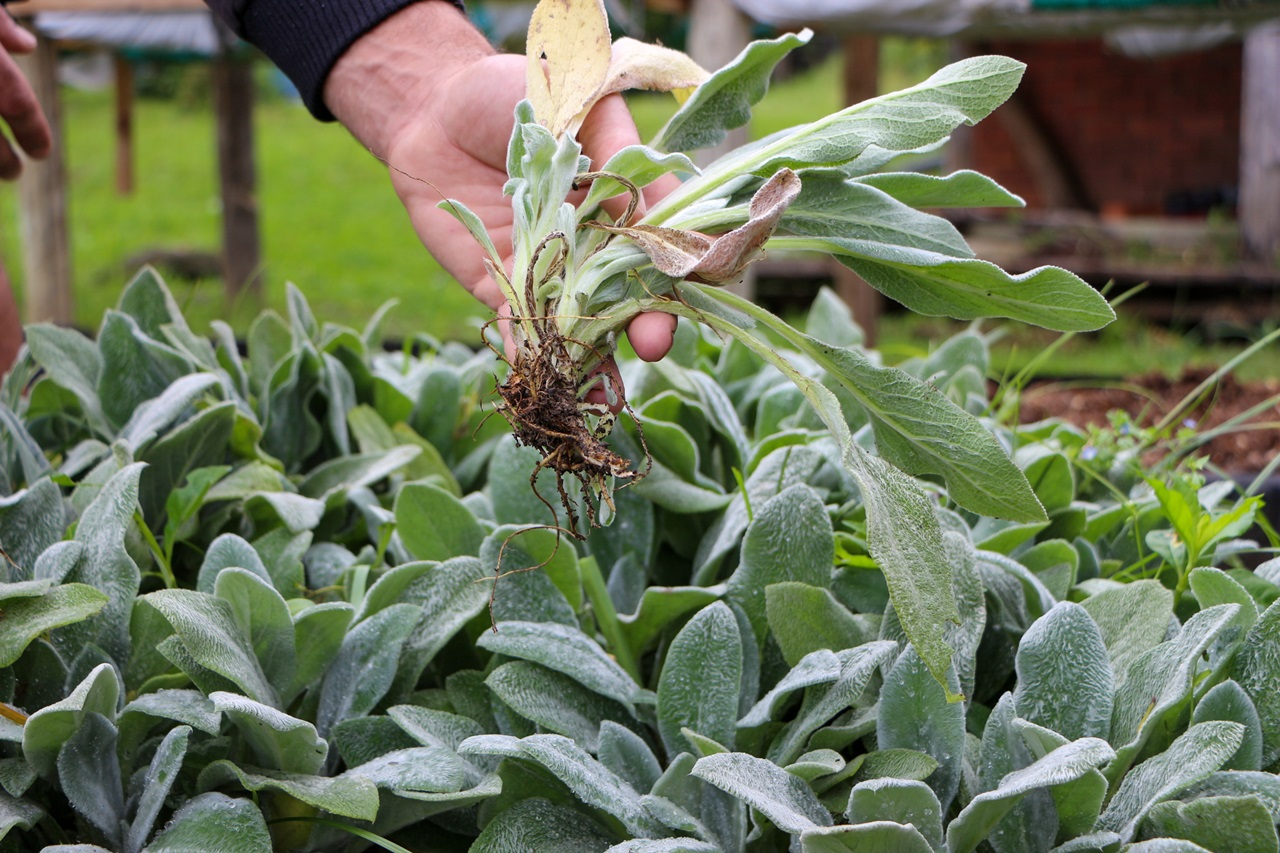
left=0, top=273, right=1276, bottom=852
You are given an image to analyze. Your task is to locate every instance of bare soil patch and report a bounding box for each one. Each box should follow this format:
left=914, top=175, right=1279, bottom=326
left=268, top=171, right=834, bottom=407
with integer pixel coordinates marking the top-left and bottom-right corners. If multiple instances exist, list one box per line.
left=1015, top=368, right=1280, bottom=475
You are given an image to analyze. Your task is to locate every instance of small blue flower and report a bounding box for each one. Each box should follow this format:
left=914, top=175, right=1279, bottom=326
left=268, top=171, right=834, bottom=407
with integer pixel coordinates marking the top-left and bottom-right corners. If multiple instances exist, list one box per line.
left=1119, top=423, right=1131, bottom=436
left=1081, top=446, right=1098, bottom=461
left=1182, top=418, right=1197, bottom=429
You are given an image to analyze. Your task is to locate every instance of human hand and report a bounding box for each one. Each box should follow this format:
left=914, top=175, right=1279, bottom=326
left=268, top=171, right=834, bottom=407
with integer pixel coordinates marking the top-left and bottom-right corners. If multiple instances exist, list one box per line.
left=0, top=11, right=52, bottom=180
left=323, top=3, right=678, bottom=387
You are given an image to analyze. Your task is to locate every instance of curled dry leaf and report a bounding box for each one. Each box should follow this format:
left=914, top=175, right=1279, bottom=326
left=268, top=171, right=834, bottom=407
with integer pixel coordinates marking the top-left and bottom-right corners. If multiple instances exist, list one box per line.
left=690, top=168, right=801, bottom=283
left=526, top=0, right=613, bottom=138
left=590, top=168, right=802, bottom=285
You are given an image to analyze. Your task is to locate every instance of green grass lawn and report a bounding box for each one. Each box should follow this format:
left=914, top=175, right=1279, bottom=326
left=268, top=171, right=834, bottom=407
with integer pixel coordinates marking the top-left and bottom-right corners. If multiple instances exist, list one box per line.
left=3, top=46, right=1274, bottom=385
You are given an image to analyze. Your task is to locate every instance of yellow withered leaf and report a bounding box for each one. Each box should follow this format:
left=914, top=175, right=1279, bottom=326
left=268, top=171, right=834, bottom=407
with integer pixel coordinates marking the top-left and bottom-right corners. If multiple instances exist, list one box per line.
left=562, top=38, right=710, bottom=136
left=526, top=0, right=613, bottom=138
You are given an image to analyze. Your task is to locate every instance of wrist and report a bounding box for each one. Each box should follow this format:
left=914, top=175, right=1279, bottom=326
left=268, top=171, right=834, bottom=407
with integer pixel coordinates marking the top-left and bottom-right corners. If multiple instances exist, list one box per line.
left=324, top=1, right=494, bottom=157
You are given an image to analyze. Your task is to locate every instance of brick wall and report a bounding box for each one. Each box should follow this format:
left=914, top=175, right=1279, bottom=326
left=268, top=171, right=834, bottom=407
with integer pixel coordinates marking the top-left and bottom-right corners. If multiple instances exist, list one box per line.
left=966, top=38, right=1242, bottom=215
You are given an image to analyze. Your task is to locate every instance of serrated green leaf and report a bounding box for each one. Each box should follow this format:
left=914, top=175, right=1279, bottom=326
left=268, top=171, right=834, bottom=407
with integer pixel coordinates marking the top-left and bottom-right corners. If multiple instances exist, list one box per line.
left=657, top=601, right=742, bottom=756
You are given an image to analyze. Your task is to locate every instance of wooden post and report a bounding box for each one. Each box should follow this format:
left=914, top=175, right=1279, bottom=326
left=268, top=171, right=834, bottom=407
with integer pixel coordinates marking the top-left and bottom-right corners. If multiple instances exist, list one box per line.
left=15, top=26, right=74, bottom=325
left=211, top=43, right=261, bottom=298
left=1240, top=23, right=1280, bottom=265
left=833, top=34, right=882, bottom=344
left=114, top=53, right=134, bottom=195
left=686, top=0, right=756, bottom=299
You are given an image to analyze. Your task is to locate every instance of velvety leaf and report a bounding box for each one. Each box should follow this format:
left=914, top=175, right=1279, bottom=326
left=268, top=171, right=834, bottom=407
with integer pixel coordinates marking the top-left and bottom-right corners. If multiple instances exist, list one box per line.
left=653, top=30, right=810, bottom=152
left=846, top=779, right=943, bottom=850
left=22, top=662, right=120, bottom=780
left=117, top=373, right=220, bottom=450
left=657, top=601, right=742, bottom=755
left=57, top=711, right=124, bottom=848
left=297, top=446, right=420, bottom=501
left=1175, top=771, right=1280, bottom=821
left=1080, top=580, right=1174, bottom=690
left=598, top=721, right=662, bottom=795
left=122, top=724, right=189, bottom=853
left=1140, top=795, right=1278, bottom=853
left=211, top=692, right=326, bottom=775
left=97, top=310, right=192, bottom=430
left=460, top=734, right=664, bottom=837
left=472, top=797, right=614, bottom=853
left=619, top=584, right=726, bottom=652
left=395, top=480, right=484, bottom=562
left=1192, top=680, right=1264, bottom=771
left=477, top=620, right=650, bottom=711
left=1013, top=602, right=1113, bottom=741
left=1111, top=605, right=1238, bottom=759
left=316, top=603, right=420, bottom=736
left=487, top=661, right=636, bottom=752
left=766, top=582, right=874, bottom=666
left=691, top=751, right=832, bottom=833
left=0, top=478, right=66, bottom=578
left=23, top=324, right=108, bottom=435
left=45, top=463, right=144, bottom=667
left=856, top=169, right=1023, bottom=208
left=341, top=745, right=470, bottom=795
left=947, top=736, right=1116, bottom=853
left=799, top=822, right=933, bottom=853
left=482, top=524, right=582, bottom=616
left=391, top=556, right=490, bottom=698
left=196, top=534, right=272, bottom=594
left=877, top=645, right=965, bottom=811
left=739, top=649, right=842, bottom=728
left=197, top=760, right=378, bottom=821
left=0, top=582, right=108, bottom=668
left=119, top=690, right=219, bottom=736
left=288, top=601, right=353, bottom=698
left=1229, top=595, right=1280, bottom=768
left=144, top=590, right=278, bottom=707
left=1099, top=721, right=1246, bottom=842
left=727, top=484, right=833, bottom=646
left=605, top=841, right=719, bottom=853
left=582, top=146, right=699, bottom=212
left=772, top=641, right=898, bottom=767
left=213, top=569, right=297, bottom=697
left=0, top=791, right=44, bottom=843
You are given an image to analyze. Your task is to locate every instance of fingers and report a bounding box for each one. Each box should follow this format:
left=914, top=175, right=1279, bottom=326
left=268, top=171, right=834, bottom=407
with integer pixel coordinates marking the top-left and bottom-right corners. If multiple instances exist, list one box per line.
left=0, top=15, right=38, bottom=54
left=0, top=35, right=53, bottom=180
left=626, top=311, right=677, bottom=363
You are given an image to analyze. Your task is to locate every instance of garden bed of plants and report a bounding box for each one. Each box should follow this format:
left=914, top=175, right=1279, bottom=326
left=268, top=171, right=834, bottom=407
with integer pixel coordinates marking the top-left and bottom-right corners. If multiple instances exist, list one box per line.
left=1, top=272, right=1278, bottom=853
left=3, top=9, right=1280, bottom=851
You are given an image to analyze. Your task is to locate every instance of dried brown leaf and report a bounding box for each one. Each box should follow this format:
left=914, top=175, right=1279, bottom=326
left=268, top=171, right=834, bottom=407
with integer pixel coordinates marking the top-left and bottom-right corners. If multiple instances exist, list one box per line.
left=588, top=222, right=713, bottom=278
left=691, top=168, right=801, bottom=284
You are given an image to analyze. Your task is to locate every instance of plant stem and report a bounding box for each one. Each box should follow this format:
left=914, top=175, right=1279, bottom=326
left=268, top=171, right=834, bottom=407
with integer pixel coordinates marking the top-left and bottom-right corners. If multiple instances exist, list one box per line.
left=135, top=511, right=176, bottom=589
left=580, top=555, right=641, bottom=682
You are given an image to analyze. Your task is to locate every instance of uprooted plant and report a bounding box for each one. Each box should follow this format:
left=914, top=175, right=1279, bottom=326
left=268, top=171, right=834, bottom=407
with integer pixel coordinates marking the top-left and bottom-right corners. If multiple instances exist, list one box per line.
left=441, top=0, right=1116, bottom=693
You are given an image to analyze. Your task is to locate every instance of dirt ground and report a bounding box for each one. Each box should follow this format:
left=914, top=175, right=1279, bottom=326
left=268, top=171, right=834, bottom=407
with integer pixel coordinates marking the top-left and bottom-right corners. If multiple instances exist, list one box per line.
left=1015, top=368, right=1280, bottom=476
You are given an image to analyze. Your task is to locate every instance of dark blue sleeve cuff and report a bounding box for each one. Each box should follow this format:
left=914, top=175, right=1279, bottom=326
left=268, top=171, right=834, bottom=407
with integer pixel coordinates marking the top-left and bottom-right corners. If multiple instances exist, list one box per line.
left=227, top=0, right=461, bottom=121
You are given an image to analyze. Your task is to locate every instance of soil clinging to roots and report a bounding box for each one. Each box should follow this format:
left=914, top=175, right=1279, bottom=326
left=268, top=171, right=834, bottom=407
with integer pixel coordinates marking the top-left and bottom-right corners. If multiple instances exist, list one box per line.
left=495, top=333, right=642, bottom=536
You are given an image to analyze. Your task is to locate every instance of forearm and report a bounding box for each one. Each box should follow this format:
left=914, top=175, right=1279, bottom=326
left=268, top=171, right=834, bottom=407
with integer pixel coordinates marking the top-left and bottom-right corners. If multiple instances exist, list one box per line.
left=323, top=1, right=494, bottom=157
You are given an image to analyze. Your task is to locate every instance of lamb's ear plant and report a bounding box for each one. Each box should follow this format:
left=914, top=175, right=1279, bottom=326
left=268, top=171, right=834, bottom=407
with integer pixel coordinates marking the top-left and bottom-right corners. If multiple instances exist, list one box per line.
left=440, top=0, right=1115, bottom=694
